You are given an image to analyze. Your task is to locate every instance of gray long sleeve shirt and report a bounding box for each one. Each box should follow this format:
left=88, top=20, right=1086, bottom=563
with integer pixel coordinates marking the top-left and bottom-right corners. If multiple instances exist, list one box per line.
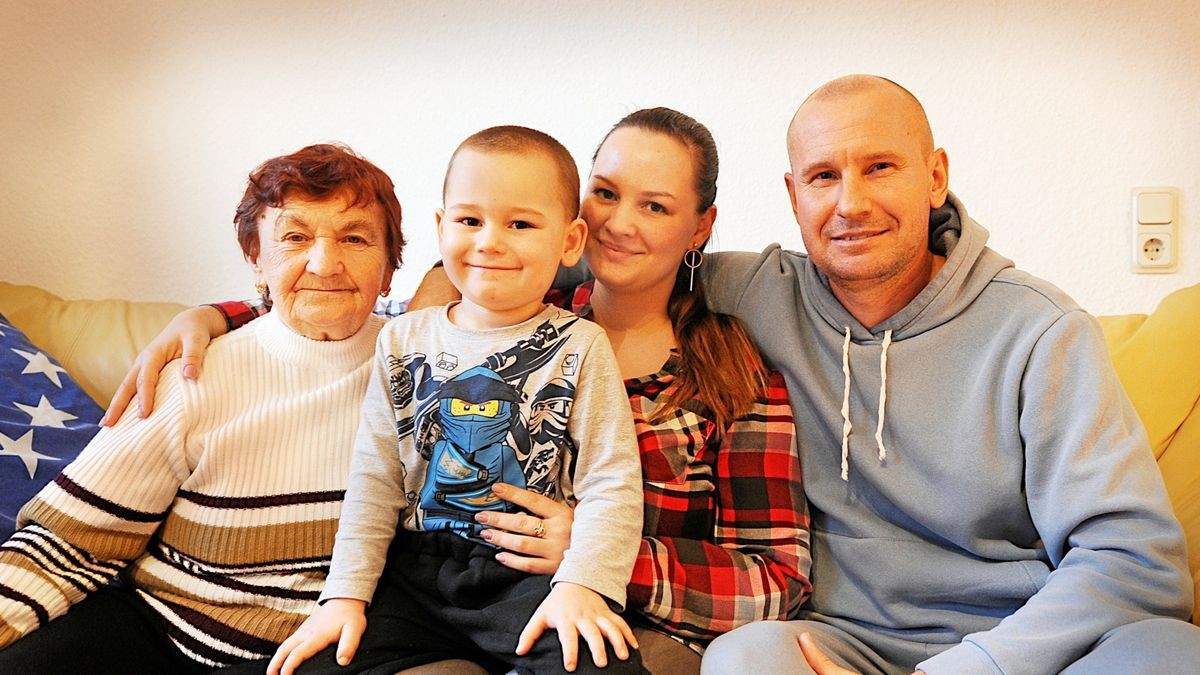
left=323, top=304, right=643, bottom=608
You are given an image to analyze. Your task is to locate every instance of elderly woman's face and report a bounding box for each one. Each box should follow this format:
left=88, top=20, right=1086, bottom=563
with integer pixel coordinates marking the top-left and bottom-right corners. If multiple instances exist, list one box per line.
left=253, top=192, right=391, bottom=341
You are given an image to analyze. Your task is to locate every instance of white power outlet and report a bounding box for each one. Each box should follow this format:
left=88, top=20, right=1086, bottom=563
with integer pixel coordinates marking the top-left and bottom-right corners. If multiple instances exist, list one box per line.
left=1131, top=187, right=1179, bottom=274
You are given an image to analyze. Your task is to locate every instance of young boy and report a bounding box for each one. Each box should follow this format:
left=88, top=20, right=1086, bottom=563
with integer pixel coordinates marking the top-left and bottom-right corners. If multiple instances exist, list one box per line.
left=267, top=127, right=644, bottom=675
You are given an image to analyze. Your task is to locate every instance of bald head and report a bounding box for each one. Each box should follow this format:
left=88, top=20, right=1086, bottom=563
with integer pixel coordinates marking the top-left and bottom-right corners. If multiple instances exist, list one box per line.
left=788, top=75, right=935, bottom=161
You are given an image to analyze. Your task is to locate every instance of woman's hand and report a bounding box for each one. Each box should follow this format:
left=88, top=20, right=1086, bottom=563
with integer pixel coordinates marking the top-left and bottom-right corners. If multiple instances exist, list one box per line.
left=100, top=305, right=228, bottom=425
left=516, top=582, right=638, bottom=672
left=268, top=598, right=367, bottom=675
left=476, top=482, right=573, bottom=575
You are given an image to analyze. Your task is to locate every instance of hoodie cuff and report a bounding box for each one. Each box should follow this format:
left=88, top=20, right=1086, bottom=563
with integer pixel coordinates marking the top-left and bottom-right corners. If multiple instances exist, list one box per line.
left=916, top=641, right=1000, bottom=675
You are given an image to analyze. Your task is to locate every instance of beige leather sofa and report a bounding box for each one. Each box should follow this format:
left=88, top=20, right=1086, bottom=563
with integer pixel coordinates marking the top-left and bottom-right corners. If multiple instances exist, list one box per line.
left=2, top=280, right=1198, bottom=624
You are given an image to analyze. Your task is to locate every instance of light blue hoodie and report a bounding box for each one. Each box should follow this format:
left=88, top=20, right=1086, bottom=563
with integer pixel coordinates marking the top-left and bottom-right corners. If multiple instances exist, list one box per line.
left=704, top=194, right=1191, bottom=674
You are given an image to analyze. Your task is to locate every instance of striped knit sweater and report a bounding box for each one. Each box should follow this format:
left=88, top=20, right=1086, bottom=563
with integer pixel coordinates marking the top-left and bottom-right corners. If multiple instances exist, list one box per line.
left=0, top=311, right=383, bottom=667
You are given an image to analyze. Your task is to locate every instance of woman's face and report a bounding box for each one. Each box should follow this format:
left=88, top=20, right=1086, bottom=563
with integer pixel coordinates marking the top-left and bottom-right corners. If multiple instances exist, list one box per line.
left=253, top=192, right=392, bottom=341
left=582, top=127, right=713, bottom=301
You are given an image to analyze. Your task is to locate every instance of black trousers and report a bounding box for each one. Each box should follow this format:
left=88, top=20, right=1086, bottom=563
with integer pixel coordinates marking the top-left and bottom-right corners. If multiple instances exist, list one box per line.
left=0, top=585, right=208, bottom=675
left=245, top=530, right=644, bottom=675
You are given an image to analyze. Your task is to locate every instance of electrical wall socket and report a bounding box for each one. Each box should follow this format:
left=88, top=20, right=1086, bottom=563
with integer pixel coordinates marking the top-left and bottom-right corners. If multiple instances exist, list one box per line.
left=1131, top=187, right=1179, bottom=274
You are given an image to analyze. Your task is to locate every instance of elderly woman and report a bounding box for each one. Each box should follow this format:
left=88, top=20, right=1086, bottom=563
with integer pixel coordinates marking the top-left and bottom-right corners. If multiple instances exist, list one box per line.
left=0, top=143, right=404, bottom=673
left=104, top=109, right=811, bottom=675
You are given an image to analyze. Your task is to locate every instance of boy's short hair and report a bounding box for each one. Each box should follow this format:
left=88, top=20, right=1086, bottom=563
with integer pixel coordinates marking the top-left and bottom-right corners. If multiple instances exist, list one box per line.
left=443, top=126, right=580, bottom=219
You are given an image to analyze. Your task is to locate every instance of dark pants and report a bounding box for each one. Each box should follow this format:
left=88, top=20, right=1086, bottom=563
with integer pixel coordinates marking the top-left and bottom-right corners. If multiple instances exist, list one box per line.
left=257, top=530, right=643, bottom=675
left=0, top=586, right=208, bottom=675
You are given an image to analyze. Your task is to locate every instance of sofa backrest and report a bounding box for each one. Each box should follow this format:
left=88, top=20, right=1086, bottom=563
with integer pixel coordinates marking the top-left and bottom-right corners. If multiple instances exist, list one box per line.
left=0, top=282, right=186, bottom=406
left=2, top=279, right=1197, bottom=623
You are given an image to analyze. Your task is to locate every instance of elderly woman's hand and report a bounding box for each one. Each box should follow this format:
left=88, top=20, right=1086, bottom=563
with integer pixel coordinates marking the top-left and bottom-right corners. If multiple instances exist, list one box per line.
left=476, top=482, right=574, bottom=575
left=99, top=305, right=228, bottom=426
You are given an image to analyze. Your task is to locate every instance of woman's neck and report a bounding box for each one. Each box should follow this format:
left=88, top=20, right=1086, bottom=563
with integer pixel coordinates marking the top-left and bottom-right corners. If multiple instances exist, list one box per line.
left=589, top=282, right=677, bottom=379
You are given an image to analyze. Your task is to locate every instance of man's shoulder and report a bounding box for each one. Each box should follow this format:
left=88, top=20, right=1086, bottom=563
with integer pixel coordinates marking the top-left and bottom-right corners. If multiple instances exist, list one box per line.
left=986, top=263, right=1086, bottom=319
left=708, top=244, right=809, bottom=290
left=711, top=244, right=808, bottom=270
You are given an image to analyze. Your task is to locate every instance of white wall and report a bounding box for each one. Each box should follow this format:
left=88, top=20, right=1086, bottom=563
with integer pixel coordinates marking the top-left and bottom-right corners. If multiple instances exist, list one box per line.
left=1, top=0, right=1196, bottom=315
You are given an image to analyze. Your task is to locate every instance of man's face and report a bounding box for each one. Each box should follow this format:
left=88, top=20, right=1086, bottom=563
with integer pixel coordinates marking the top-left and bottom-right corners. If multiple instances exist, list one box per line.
left=785, top=88, right=948, bottom=298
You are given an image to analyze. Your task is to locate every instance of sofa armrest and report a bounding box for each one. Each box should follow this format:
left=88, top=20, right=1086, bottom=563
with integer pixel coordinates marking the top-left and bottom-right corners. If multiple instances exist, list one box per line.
left=0, top=282, right=187, bottom=406
left=1099, top=282, right=1200, bottom=624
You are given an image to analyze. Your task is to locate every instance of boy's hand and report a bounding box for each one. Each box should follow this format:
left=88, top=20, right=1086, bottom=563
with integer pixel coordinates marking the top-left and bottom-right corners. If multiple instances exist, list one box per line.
left=100, top=304, right=226, bottom=425
left=516, top=582, right=638, bottom=672
left=268, top=598, right=367, bottom=675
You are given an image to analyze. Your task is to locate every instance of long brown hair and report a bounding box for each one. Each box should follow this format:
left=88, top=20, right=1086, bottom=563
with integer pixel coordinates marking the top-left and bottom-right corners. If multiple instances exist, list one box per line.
left=596, top=108, right=765, bottom=434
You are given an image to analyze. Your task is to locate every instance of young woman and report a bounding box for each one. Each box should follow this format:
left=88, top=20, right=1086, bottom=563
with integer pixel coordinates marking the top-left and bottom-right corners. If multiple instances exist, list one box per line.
left=105, top=109, right=811, bottom=674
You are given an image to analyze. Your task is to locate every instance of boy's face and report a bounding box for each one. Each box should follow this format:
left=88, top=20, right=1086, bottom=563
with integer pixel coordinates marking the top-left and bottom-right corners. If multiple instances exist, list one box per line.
left=437, top=148, right=586, bottom=330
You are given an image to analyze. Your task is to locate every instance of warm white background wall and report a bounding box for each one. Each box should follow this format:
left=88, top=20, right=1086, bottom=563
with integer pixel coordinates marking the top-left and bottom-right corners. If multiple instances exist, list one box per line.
left=1, top=0, right=1196, bottom=315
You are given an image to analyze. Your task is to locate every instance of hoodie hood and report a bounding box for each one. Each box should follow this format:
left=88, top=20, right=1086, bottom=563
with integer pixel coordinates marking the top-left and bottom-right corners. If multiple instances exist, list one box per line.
left=804, top=192, right=1015, bottom=342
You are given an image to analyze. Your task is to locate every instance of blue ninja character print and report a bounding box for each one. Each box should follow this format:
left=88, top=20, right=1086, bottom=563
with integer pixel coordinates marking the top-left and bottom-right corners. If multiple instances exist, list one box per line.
left=418, top=365, right=527, bottom=537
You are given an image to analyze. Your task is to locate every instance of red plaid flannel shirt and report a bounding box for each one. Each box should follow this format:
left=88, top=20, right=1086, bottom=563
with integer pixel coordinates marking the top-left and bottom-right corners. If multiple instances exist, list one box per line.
left=560, top=282, right=812, bottom=647
left=219, top=284, right=812, bottom=647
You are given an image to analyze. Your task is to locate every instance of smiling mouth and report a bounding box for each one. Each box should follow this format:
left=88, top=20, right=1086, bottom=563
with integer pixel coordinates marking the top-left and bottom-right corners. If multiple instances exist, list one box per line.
left=832, top=231, right=886, bottom=242
left=598, top=240, right=639, bottom=256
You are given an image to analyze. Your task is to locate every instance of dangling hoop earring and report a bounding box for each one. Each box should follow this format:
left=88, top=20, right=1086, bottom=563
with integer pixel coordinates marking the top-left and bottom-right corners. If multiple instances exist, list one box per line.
left=684, top=248, right=704, bottom=292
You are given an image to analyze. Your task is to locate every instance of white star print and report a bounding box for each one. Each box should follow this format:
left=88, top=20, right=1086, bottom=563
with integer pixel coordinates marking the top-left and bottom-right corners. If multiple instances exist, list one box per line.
left=0, top=430, right=59, bottom=479
left=15, top=395, right=79, bottom=428
left=11, top=348, right=69, bottom=388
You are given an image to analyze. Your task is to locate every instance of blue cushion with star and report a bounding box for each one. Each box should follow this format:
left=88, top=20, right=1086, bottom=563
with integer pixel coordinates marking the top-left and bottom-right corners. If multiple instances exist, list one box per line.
left=0, top=313, right=103, bottom=539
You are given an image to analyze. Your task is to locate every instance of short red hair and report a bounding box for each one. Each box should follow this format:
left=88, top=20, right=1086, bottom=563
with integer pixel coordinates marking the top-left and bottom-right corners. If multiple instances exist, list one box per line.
left=234, top=143, right=405, bottom=271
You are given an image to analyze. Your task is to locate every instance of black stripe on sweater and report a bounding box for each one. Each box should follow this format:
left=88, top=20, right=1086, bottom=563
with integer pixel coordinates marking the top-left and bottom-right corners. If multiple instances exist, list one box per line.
left=4, top=534, right=102, bottom=595
left=53, top=474, right=168, bottom=523
left=0, top=583, right=50, bottom=629
left=22, top=526, right=125, bottom=578
left=147, top=546, right=321, bottom=602
left=176, top=489, right=345, bottom=509
left=157, top=595, right=280, bottom=656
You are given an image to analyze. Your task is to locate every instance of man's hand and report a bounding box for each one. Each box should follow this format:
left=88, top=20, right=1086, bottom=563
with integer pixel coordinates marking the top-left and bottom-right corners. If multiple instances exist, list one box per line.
left=100, top=305, right=227, bottom=425
left=268, top=598, right=367, bottom=675
left=407, top=264, right=461, bottom=311
left=799, top=634, right=923, bottom=675
left=799, top=633, right=858, bottom=675
left=516, top=582, right=637, bottom=672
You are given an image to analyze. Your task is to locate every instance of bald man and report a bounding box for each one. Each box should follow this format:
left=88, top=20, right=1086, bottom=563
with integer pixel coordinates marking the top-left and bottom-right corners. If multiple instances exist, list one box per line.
left=700, top=76, right=1200, bottom=674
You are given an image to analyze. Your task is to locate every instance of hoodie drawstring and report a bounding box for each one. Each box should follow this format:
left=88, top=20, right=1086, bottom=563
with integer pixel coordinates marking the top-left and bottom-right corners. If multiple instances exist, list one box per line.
left=839, top=327, right=894, bottom=481
left=839, top=327, right=853, bottom=481
left=874, top=329, right=892, bottom=462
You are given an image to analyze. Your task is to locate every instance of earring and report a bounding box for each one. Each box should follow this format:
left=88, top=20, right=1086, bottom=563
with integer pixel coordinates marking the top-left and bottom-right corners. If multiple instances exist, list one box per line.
left=255, top=282, right=267, bottom=297
left=380, top=288, right=390, bottom=298
left=684, top=248, right=704, bottom=292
